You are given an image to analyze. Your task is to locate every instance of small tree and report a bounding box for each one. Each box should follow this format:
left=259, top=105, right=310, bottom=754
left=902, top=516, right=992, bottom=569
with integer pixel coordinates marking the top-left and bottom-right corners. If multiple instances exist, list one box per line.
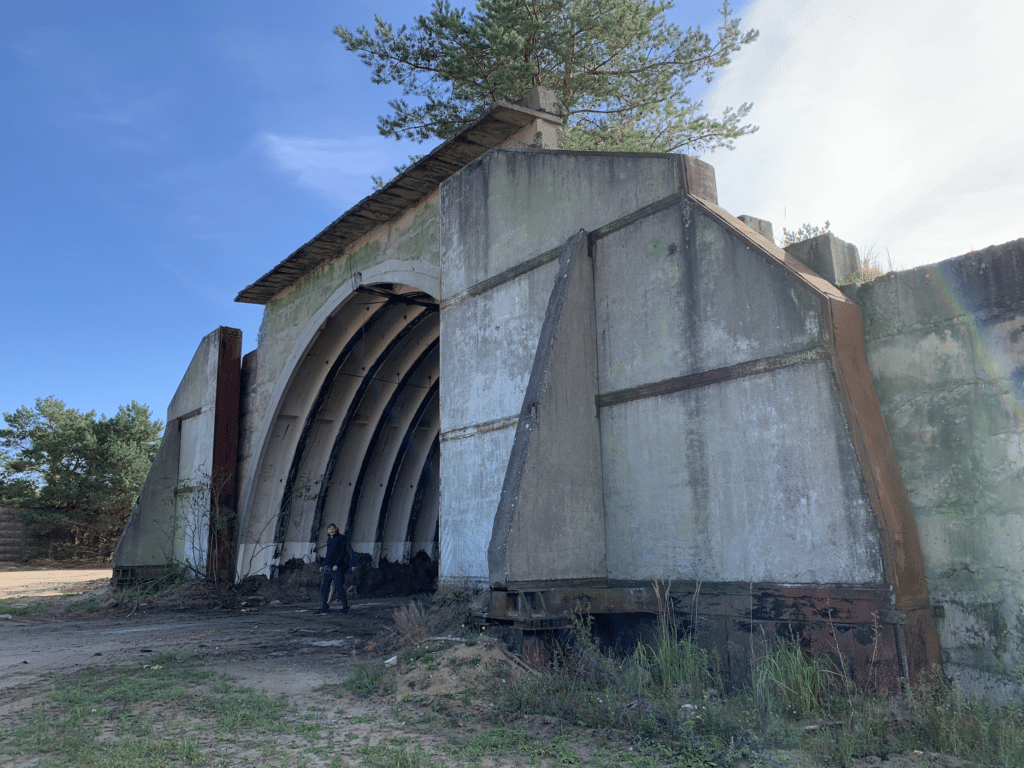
left=336, top=0, right=758, bottom=154
left=780, top=220, right=831, bottom=247
left=0, top=397, right=162, bottom=559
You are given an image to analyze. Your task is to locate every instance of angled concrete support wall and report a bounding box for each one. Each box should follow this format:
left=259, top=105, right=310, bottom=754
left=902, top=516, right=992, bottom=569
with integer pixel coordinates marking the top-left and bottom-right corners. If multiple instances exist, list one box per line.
left=113, top=326, right=241, bottom=581
left=488, top=230, right=607, bottom=589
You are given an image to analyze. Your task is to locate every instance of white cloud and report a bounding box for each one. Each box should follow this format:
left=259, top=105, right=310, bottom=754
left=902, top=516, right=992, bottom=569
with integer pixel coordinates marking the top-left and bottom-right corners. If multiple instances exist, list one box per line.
left=258, top=132, right=422, bottom=207
left=702, top=0, right=1024, bottom=269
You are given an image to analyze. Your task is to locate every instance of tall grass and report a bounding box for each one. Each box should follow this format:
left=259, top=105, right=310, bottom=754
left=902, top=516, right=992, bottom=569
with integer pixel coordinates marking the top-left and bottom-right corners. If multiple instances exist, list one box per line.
left=495, top=585, right=1024, bottom=767
left=753, top=642, right=844, bottom=718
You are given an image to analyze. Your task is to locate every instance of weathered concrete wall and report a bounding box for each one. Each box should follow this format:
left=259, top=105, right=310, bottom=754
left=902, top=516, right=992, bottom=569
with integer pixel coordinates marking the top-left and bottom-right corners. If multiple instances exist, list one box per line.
left=595, top=200, right=880, bottom=584
left=438, top=149, right=686, bottom=586
left=113, top=327, right=240, bottom=581
left=856, top=239, right=1024, bottom=696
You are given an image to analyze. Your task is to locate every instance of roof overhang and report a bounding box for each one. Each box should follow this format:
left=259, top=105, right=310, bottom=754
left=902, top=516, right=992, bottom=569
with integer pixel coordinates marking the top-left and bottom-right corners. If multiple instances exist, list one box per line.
left=236, top=101, right=559, bottom=305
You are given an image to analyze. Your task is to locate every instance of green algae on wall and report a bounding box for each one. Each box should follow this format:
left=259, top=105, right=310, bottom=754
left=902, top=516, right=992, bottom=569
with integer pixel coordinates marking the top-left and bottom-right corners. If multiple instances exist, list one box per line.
left=857, top=239, right=1024, bottom=696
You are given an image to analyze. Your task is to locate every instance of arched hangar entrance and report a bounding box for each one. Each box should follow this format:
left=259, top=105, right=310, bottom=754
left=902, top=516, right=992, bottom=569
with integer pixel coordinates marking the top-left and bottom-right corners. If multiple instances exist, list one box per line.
left=238, top=281, right=440, bottom=594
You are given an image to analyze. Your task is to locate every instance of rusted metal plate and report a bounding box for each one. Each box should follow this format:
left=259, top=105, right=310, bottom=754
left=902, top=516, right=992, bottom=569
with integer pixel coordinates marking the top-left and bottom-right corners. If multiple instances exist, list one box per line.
left=487, top=586, right=659, bottom=624
left=486, top=580, right=921, bottom=691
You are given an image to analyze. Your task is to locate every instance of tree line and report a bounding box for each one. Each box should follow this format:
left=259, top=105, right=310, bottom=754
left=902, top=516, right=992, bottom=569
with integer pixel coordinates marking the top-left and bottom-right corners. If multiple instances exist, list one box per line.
left=0, top=397, right=161, bottom=560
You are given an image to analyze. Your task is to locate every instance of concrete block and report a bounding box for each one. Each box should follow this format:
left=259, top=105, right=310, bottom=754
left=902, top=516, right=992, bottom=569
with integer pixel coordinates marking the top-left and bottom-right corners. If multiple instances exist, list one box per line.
left=515, top=85, right=566, bottom=117
left=682, top=155, right=718, bottom=204
left=855, top=270, right=901, bottom=338
left=737, top=215, right=774, bottom=243
left=785, top=232, right=860, bottom=285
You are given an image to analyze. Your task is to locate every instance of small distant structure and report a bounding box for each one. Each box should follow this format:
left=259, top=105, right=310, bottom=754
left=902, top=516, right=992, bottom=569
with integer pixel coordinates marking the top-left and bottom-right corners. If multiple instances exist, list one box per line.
left=0, top=508, right=29, bottom=562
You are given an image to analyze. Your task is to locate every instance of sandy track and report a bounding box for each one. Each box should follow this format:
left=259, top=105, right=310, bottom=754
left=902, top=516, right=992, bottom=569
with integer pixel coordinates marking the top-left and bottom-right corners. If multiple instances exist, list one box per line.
left=0, top=569, right=112, bottom=600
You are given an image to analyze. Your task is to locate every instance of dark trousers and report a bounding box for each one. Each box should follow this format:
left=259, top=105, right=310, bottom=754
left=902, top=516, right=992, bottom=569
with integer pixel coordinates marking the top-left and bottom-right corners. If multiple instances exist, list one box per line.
left=319, top=567, right=348, bottom=612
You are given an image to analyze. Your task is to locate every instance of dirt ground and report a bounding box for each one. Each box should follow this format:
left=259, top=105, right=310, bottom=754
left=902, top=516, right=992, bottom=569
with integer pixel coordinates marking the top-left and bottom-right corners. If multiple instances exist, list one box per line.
left=0, top=570, right=985, bottom=767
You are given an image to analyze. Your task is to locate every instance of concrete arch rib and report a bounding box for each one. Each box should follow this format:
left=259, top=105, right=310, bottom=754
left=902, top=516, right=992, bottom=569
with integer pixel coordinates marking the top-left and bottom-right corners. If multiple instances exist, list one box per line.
left=313, top=309, right=437, bottom=551
left=235, top=262, right=439, bottom=580
left=408, top=435, right=441, bottom=562
left=378, top=383, right=440, bottom=564
left=275, top=302, right=434, bottom=567
left=347, top=342, right=440, bottom=564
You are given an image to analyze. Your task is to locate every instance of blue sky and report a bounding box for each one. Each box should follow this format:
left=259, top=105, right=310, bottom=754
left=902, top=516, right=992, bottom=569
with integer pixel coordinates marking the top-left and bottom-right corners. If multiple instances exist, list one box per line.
left=2, top=0, right=1021, bottom=428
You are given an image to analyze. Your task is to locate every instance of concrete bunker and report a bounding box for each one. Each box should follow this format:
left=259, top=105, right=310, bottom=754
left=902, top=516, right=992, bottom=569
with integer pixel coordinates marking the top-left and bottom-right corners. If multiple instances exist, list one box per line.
left=116, top=90, right=1023, bottom=693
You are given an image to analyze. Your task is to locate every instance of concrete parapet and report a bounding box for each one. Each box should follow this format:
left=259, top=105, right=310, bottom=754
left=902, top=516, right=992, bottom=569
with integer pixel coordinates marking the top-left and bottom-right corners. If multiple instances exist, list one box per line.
left=737, top=214, right=774, bottom=243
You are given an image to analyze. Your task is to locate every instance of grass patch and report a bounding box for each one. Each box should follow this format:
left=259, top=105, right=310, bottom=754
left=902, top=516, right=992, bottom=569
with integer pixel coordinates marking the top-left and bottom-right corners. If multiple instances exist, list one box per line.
left=66, top=597, right=104, bottom=612
left=753, top=642, right=844, bottom=718
left=344, top=661, right=395, bottom=699
left=357, top=743, right=442, bottom=767
left=0, top=652, right=304, bottom=767
left=0, top=598, right=47, bottom=615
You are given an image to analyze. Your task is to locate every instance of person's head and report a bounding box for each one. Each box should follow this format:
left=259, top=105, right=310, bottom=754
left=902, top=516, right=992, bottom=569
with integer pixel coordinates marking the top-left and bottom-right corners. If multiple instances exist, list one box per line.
left=327, top=523, right=339, bottom=536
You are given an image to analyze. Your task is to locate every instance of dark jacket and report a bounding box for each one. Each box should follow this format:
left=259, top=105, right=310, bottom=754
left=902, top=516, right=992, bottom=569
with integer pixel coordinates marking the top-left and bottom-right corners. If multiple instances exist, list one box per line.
left=323, top=532, right=355, bottom=570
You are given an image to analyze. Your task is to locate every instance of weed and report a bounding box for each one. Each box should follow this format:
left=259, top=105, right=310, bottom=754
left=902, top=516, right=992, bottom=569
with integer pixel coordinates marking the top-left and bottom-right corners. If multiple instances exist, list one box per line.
left=401, top=643, right=438, bottom=669
left=631, top=614, right=718, bottom=699
left=753, top=642, right=843, bottom=718
left=344, top=661, right=395, bottom=699
left=393, top=601, right=430, bottom=646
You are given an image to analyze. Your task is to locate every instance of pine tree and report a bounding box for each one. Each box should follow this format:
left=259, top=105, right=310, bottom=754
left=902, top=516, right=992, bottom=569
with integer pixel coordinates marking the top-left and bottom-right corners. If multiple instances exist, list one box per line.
left=336, top=0, right=758, bottom=154
left=0, top=397, right=162, bottom=558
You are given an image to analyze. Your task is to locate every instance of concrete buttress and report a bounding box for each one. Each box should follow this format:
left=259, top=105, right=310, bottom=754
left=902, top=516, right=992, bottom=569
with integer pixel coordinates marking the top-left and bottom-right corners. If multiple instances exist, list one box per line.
left=488, top=230, right=607, bottom=589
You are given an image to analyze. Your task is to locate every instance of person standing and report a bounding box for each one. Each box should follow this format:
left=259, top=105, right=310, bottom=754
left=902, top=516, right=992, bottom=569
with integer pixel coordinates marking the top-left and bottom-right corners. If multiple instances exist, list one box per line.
left=316, top=523, right=356, bottom=615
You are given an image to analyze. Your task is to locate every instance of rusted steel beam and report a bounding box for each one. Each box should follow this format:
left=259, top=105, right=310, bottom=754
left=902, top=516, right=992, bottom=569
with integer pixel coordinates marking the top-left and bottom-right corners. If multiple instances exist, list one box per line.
left=487, top=586, right=659, bottom=623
